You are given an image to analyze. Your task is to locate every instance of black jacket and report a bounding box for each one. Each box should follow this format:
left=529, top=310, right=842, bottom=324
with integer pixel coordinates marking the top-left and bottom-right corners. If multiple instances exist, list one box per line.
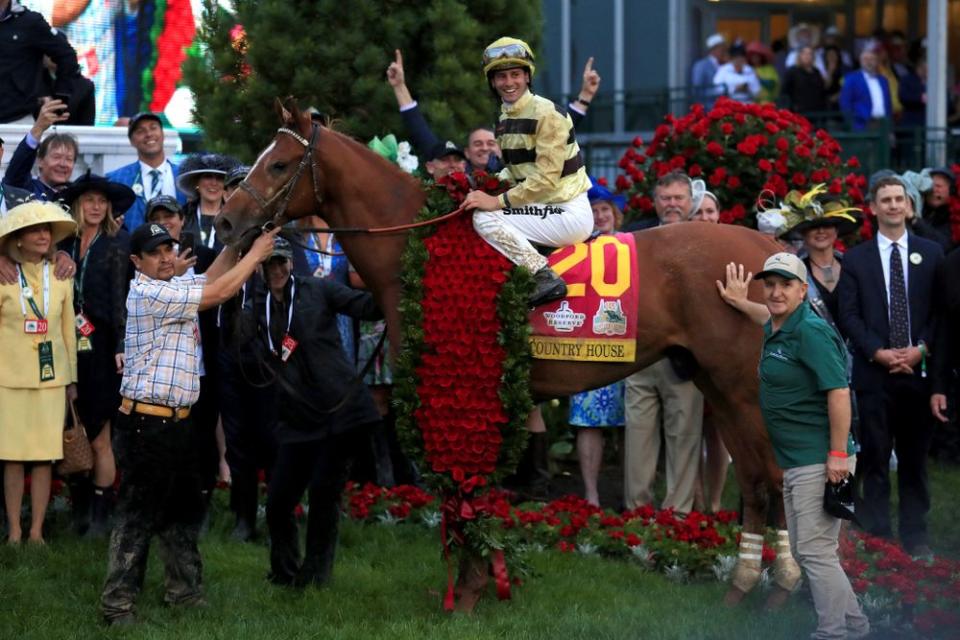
left=932, top=248, right=960, bottom=395
left=250, top=276, right=382, bottom=443
left=0, top=2, right=81, bottom=123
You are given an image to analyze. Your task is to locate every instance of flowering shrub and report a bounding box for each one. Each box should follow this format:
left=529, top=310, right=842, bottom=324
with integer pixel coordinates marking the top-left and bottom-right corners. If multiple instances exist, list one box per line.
left=616, top=97, right=865, bottom=229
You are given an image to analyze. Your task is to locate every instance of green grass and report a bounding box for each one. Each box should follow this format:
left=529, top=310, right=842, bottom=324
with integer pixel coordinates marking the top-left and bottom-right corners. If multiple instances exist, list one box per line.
left=2, top=462, right=958, bottom=639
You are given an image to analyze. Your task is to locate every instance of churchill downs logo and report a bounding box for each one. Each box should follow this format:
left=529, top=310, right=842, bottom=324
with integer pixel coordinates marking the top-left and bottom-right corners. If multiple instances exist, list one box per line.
left=543, top=301, right=585, bottom=332
left=592, top=299, right=628, bottom=336
left=503, top=204, right=565, bottom=219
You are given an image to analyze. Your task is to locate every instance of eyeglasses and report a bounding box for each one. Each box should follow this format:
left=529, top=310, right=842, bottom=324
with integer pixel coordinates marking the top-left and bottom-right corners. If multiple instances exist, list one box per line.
left=483, top=43, right=533, bottom=66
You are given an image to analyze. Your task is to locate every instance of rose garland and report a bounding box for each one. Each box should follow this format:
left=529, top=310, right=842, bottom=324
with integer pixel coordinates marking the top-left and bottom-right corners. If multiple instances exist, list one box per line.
left=141, top=0, right=197, bottom=113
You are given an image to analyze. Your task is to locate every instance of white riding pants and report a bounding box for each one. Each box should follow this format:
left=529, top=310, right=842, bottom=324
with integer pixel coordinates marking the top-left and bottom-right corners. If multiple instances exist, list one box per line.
left=472, top=192, right=593, bottom=273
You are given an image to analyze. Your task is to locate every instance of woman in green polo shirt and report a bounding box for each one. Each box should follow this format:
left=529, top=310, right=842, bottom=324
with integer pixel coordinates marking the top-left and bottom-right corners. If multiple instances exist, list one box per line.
left=718, top=252, right=869, bottom=640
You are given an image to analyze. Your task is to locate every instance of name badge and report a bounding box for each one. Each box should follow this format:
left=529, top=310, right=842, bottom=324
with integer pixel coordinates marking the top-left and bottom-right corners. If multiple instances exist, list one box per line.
left=75, top=312, right=96, bottom=337
left=77, top=336, right=93, bottom=352
left=38, top=340, right=55, bottom=382
left=280, top=334, right=298, bottom=363
left=24, top=319, right=48, bottom=334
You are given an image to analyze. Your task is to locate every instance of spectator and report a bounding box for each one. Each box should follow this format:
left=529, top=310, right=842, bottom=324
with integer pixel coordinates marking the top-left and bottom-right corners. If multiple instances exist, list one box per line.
left=837, top=176, right=943, bottom=559
left=713, top=42, right=761, bottom=103
left=248, top=239, right=384, bottom=588
left=899, top=170, right=952, bottom=252
left=224, top=165, right=250, bottom=199
left=823, top=45, right=846, bottom=109
left=874, top=45, right=904, bottom=118
left=898, top=56, right=926, bottom=129
left=718, top=253, right=870, bottom=640
left=820, top=26, right=854, bottom=70
left=931, top=247, right=960, bottom=462
left=785, top=23, right=826, bottom=76
left=568, top=178, right=627, bottom=507
left=0, top=0, right=82, bottom=124
left=0, top=137, right=34, bottom=214
left=57, top=173, right=135, bottom=538
left=623, top=171, right=703, bottom=513
left=0, top=200, right=78, bottom=544
left=106, top=112, right=186, bottom=232
left=797, top=201, right=862, bottom=326
left=691, top=189, right=720, bottom=223
left=36, top=29, right=96, bottom=126
left=3, top=99, right=77, bottom=201
left=100, top=223, right=277, bottom=625
left=690, top=33, right=728, bottom=107
left=177, top=153, right=239, bottom=252
left=920, top=167, right=956, bottom=251
left=746, top=42, right=780, bottom=104
left=423, top=141, right=467, bottom=179
left=782, top=46, right=828, bottom=115
left=839, top=48, right=893, bottom=131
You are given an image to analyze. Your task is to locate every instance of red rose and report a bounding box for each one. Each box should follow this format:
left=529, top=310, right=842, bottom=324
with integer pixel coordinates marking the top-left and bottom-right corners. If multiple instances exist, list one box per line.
left=791, top=172, right=807, bottom=186
left=720, top=122, right=734, bottom=135
left=615, top=175, right=632, bottom=191
left=726, top=175, right=741, bottom=189
left=632, top=135, right=644, bottom=148
left=757, top=158, right=773, bottom=172
left=846, top=157, right=861, bottom=168
left=688, top=164, right=702, bottom=177
left=597, top=177, right=608, bottom=187
left=706, top=141, right=724, bottom=157
left=775, top=137, right=790, bottom=152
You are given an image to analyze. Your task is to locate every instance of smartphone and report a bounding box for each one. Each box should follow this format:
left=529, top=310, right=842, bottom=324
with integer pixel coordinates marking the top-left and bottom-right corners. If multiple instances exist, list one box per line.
left=179, top=232, right=196, bottom=256
left=54, top=93, right=71, bottom=115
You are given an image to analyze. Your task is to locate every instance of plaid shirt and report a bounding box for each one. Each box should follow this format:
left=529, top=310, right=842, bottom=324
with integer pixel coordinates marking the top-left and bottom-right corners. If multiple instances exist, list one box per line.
left=119, top=272, right=206, bottom=407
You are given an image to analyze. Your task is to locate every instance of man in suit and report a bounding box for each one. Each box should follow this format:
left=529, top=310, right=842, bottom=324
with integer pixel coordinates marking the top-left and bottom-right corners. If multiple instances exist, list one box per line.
left=2, top=99, right=78, bottom=201
left=690, top=34, right=727, bottom=108
left=107, top=113, right=186, bottom=232
left=838, top=175, right=943, bottom=557
left=839, top=48, right=893, bottom=132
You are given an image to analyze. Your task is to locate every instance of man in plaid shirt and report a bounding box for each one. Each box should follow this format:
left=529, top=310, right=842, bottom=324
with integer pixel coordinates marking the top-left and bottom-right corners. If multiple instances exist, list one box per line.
left=101, top=222, right=278, bottom=626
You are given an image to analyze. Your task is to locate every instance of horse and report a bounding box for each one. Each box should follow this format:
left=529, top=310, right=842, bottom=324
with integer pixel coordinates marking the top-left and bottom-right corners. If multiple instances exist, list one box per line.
left=215, top=99, right=796, bottom=608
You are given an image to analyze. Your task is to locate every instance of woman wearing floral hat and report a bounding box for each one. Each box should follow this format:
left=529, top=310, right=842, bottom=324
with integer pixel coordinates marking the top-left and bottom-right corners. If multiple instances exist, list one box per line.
left=462, top=37, right=593, bottom=308
left=177, top=153, right=240, bottom=252
left=0, top=200, right=78, bottom=545
left=56, top=172, right=136, bottom=537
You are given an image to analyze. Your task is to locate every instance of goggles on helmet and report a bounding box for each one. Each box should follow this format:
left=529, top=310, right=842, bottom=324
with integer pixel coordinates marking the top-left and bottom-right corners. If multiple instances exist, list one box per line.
left=482, top=42, right=534, bottom=67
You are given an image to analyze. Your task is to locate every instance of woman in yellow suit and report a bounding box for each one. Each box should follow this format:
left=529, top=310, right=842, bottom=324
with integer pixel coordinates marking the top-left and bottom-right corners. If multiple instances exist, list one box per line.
left=0, top=201, right=77, bottom=545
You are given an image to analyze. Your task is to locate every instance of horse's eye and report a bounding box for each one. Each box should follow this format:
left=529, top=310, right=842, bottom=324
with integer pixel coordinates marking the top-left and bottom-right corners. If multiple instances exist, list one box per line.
left=271, top=162, right=287, bottom=172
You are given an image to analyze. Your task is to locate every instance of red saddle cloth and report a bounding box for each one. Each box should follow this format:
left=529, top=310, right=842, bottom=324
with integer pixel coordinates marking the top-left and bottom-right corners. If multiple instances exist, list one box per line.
left=529, top=233, right=638, bottom=362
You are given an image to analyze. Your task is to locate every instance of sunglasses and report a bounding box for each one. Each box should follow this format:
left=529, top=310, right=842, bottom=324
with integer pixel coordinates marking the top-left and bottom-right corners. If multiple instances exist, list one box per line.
left=482, top=43, right=533, bottom=66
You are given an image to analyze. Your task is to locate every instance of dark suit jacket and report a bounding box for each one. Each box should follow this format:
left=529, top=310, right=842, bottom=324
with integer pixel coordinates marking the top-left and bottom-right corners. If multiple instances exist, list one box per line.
left=932, top=248, right=960, bottom=395
left=0, top=182, right=33, bottom=213
left=837, top=232, right=943, bottom=392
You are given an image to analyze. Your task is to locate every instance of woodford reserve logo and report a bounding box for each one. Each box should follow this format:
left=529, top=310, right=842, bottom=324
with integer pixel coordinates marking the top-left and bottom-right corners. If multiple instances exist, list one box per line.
left=542, top=301, right=586, bottom=333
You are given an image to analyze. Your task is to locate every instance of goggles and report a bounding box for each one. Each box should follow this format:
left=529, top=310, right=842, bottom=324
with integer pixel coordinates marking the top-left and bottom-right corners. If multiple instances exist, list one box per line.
left=482, top=43, right=533, bottom=66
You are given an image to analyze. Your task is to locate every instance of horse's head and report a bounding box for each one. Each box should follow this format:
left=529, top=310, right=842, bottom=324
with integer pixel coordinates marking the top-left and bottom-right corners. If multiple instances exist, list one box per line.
left=216, top=97, right=323, bottom=249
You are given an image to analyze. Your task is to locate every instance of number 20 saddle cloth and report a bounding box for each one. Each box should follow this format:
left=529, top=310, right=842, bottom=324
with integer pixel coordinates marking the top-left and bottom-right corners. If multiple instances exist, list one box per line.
left=529, top=233, right=638, bottom=362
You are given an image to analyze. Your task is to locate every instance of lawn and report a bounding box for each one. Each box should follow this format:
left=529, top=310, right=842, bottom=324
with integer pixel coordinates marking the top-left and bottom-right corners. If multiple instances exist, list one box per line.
left=1, top=461, right=957, bottom=639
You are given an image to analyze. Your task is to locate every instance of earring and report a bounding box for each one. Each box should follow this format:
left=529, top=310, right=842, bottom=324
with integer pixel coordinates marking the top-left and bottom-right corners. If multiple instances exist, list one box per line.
left=16, top=241, right=22, bottom=248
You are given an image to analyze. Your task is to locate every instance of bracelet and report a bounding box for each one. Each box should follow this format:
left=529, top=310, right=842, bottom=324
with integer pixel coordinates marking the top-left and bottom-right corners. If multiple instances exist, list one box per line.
left=576, top=97, right=591, bottom=106
left=828, top=450, right=848, bottom=459
left=501, top=193, right=512, bottom=209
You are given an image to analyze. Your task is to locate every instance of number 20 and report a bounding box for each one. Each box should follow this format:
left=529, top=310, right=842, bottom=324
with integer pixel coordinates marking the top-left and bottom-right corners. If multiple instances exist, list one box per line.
left=551, top=236, right=630, bottom=298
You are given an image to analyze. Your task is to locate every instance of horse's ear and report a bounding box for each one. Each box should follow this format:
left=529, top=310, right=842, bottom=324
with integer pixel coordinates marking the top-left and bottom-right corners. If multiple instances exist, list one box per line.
left=283, top=96, right=303, bottom=123
left=274, top=97, right=291, bottom=124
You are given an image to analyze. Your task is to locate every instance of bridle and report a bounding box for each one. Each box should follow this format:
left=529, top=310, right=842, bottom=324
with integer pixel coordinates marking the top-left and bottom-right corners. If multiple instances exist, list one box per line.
left=238, top=123, right=324, bottom=233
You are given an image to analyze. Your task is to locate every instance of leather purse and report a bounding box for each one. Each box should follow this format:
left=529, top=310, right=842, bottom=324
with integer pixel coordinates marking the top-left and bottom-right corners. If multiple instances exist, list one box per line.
left=57, top=400, right=94, bottom=476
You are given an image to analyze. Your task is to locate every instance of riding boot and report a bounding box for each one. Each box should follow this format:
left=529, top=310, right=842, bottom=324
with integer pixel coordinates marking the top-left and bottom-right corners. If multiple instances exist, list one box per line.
left=85, top=484, right=115, bottom=539
left=69, top=476, right=93, bottom=536
left=529, top=267, right=567, bottom=307
left=294, top=493, right=340, bottom=589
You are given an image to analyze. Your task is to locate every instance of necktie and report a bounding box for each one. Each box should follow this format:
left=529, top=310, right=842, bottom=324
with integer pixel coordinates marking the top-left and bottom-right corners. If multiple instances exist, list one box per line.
left=888, top=243, right=910, bottom=348
left=149, top=169, right=161, bottom=198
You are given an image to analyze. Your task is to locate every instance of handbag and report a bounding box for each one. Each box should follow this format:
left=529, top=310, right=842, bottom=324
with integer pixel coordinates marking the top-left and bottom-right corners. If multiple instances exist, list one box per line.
left=57, top=400, right=94, bottom=476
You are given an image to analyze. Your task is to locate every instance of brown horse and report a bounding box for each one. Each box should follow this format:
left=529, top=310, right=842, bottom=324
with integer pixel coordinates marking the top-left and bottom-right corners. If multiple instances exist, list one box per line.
left=215, top=100, right=795, bottom=606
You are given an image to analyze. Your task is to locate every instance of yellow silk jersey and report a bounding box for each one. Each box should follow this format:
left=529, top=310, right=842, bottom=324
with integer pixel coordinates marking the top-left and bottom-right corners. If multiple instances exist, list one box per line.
left=495, top=90, right=590, bottom=207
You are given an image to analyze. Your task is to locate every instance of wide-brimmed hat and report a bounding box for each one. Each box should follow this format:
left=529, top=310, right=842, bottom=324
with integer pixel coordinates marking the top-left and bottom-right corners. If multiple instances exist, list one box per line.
left=760, top=184, right=862, bottom=238
left=176, top=153, right=241, bottom=195
left=57, top=170, right=136, bottom=215
left=587, top=176, right=626, bottom=210
left=0, top=201, right=77, bottom=250
left=746, top=41, right=774, bottom=64
left=788, top=23, right=820, bottom=50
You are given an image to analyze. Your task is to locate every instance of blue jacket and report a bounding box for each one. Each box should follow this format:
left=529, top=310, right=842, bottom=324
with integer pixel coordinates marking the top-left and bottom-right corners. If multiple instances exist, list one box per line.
left=2, top=135, right=66, bottom=201
left=690, top=55, right=724, bottom=107
left=837, top=233, right=942, bottom=391
left=838, top=70, right=893, bottom=131
left=106, top=159, right=185, bottom=231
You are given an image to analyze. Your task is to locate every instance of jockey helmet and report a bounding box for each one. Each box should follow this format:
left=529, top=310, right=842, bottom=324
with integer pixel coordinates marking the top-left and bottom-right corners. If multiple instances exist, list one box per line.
left=482, top=37, right=536, bottom=77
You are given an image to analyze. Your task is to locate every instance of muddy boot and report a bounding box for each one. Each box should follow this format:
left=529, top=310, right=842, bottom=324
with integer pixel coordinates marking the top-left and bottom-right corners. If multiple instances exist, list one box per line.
left=529, top=267, right=567, bottom=307
left=69, top=477, right=93, bottom=536
left=85, top=485, right=115, bottom=539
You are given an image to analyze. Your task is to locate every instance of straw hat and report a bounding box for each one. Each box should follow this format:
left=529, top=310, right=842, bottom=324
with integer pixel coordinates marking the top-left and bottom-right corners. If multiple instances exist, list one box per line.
left=0, top=200, right=77, bottom=252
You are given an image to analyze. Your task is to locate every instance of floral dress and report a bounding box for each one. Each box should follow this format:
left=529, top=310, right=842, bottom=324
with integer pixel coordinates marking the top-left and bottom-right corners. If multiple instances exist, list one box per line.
left=568, top=381, right=625, bottom=428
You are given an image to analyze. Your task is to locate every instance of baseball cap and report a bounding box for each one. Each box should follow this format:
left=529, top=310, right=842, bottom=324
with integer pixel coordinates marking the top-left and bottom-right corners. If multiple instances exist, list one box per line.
left=146, top=195, right=183, bottom=218
left=127, top=112, right=163, bottom=137
left=753, top=252, right=808, bottom=282
left=426, top=140, right=466, bottom=162
left=131, top=222, right=176, bottom=255
left=269, top=237, right=294, bottom=260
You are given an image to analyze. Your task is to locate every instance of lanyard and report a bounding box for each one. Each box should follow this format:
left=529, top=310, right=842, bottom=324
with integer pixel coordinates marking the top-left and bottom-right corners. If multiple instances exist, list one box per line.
left=216, top=280, right=247, bottom=328
left=265, top=276, right=295, bottom=355
left=72, top=232, right=100, bottom=309
left=18, top=261, right=50, bottom=320
left=198, top=204, right=222, bottom=249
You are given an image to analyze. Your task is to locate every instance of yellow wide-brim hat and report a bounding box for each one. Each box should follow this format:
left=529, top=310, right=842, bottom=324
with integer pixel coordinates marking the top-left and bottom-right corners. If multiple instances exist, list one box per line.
left=0, top=200, right=78, bottom=248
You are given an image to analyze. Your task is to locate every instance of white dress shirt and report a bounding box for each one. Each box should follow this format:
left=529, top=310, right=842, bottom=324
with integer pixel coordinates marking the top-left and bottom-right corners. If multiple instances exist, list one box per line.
left=863, top=72, right=887, bottom=118
left=139, top=160, right=176, bottom=201
left=713, top=63, right=762, bottom=103
left=877, top=230, right=911, bottom=342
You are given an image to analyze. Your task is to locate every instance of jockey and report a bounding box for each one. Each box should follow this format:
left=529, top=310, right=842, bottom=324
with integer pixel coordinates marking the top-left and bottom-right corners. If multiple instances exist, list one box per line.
left=463, top=37, right=593, bottom=307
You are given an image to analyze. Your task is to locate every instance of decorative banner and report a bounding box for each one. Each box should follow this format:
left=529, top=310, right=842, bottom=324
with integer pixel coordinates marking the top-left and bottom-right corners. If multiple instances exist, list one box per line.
left=529, top=233, right=638, bottom=362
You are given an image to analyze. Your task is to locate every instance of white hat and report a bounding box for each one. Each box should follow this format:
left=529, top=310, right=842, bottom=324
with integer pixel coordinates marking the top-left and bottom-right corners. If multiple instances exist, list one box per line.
left=705, top=34, right=726, bottom=50
left=754, top=252, right=808, bottom=282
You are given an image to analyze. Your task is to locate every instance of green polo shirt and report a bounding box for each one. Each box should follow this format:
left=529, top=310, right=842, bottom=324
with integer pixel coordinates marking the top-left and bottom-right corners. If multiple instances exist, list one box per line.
left=759, top=301, right=854, bottom=469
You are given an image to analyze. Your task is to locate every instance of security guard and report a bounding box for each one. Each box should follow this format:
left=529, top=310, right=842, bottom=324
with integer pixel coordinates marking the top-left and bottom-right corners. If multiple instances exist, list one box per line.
left=462, top=37, right=593, bottom=307
left=99, top=222, right=277, bottom=625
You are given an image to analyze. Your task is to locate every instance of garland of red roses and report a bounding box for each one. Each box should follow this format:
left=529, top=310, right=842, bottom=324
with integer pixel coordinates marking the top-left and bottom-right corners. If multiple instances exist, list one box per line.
left=392, top=171, right=534, bottom=608
left=141, top=0, right=197, bottom=113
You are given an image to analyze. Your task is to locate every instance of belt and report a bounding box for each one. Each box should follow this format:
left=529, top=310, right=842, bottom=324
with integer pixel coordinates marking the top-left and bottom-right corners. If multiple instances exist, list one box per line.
left=120, top=397, right=191, bottom=421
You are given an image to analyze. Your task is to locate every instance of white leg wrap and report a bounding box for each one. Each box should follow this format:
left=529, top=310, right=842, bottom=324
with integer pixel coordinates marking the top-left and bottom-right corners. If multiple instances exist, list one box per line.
left=730, top=532, right=764, bottom=593
left=772, top=529, right=802, bottom=592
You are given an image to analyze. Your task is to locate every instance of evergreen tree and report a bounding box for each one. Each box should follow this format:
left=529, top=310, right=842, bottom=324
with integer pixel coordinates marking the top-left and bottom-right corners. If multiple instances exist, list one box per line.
left=183, top=0, right=542, bottom=161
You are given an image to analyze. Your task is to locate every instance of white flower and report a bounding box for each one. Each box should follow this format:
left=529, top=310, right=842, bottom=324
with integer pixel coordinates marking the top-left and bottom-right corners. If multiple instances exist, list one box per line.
left=133, top=183, right=143, bottom=196
left=909, top=252, right=923, bottom=265
left=420, top=511, right=442, bottom=528
left=712, top=554, right=738, bottom=583
left=397, top=141, right=419, bottom=174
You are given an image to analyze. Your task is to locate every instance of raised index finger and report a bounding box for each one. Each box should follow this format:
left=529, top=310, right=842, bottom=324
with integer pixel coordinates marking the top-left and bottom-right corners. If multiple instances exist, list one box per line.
left=395, top=49, right=403, bottom=67
left=583, top=56, right=594, bottom=73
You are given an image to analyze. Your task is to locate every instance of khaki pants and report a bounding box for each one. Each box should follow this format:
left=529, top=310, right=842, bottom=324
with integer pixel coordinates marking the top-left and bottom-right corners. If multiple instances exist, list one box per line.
left=783, top=458, right=869, bottom=640
left=623, top=359, right=703, bottom=513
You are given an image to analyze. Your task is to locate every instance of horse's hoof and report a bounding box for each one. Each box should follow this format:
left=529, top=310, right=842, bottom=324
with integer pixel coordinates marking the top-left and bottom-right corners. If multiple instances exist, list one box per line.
left=723, top=586, right=748, bottom=607
left=763, top=585, right=792, bottom=611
